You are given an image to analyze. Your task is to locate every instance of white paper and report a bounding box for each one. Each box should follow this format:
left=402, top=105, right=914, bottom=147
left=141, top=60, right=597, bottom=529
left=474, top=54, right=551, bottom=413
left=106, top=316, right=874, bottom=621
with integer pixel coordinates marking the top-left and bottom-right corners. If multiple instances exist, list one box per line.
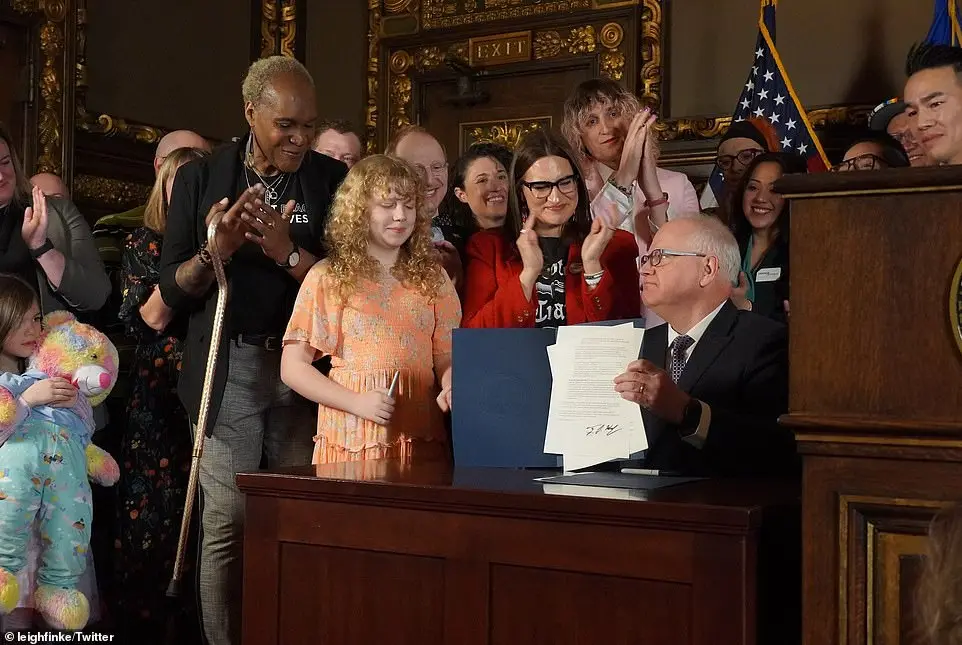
left=543, top=325, right=647, bottom=470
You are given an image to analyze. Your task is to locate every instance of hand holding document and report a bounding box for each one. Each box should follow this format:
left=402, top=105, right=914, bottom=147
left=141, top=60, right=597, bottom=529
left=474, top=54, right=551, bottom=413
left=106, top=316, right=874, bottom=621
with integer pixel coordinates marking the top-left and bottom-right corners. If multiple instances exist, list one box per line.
left=543, top=324, right=646, bottom=470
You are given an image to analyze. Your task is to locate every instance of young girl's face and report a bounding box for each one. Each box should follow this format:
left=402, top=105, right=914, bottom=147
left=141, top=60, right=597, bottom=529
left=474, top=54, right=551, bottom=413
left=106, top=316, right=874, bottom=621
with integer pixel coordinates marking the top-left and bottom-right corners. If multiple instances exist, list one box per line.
left=2, top=301, right=42, bottom=360
left=368, top=189, right=416, bottom=252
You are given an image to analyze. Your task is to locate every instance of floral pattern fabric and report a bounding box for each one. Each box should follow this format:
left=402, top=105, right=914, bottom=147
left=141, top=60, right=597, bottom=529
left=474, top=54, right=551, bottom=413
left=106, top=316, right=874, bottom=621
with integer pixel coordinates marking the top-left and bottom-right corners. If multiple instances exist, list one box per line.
left=114, top=227, right=198, bottom=643
left=284, top=260, right=461, bottom=464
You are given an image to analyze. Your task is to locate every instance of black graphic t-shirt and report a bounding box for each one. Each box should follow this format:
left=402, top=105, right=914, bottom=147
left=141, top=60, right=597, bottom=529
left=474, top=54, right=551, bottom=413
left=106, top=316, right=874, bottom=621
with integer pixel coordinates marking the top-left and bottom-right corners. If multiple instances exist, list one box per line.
left=535, top=237, right=568, bottom=328
left=230, top=167, right=310, bottom=335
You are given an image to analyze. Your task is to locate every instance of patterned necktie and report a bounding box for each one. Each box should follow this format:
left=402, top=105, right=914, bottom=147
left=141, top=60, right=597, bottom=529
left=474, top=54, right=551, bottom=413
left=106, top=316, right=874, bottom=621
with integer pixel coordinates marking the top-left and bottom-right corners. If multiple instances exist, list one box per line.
left=669, top=335, right=694, bottom=384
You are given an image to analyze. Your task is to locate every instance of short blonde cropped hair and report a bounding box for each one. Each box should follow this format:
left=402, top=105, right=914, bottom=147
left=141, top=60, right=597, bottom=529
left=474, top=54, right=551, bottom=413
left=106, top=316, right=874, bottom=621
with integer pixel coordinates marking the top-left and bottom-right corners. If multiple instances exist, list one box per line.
left=241, top=55, right=314, bottom=107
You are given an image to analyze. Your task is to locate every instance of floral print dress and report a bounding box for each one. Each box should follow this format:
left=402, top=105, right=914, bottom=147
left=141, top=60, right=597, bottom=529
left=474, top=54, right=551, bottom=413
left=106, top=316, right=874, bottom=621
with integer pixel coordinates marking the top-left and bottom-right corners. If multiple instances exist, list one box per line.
left=115, top=226, right=197, bottom=642
left=284, top=260, right=461, bottom=466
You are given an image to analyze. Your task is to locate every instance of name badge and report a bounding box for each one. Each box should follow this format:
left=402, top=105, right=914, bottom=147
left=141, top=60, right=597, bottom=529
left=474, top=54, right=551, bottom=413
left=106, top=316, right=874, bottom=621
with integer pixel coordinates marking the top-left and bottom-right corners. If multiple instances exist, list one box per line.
left=756, top=267, right=782, bottom=283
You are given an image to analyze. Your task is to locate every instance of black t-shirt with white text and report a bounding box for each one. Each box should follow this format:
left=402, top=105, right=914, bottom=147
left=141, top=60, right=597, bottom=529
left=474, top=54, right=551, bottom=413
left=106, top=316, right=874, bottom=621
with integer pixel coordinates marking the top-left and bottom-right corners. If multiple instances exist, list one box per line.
left=230, top=167, right=313, bottom=336
left=535, top=237, right=568, bottom=328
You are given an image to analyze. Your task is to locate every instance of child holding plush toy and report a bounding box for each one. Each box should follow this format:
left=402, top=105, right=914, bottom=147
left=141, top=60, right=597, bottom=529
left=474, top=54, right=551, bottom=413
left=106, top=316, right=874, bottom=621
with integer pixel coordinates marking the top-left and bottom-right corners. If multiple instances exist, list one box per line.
left=0, top=273, right=118, bottom=631
left=281, top=155, right=460, bottom=466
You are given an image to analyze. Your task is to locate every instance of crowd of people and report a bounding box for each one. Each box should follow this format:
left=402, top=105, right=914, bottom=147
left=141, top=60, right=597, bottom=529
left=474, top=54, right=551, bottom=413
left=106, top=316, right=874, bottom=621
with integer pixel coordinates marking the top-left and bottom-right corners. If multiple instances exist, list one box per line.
left=0, top=39, right=961, bottom=644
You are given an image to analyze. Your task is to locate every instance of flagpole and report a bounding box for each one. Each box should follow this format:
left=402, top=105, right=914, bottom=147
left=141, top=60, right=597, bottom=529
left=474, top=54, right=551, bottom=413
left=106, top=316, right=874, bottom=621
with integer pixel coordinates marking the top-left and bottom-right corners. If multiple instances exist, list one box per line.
left=951, top=0, right=962, bottom=47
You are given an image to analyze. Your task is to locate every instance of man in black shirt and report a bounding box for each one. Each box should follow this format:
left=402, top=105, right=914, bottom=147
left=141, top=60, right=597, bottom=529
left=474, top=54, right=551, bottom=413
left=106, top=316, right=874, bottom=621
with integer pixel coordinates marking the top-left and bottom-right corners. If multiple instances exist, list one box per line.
left=158, top=56, right=347, bottom=645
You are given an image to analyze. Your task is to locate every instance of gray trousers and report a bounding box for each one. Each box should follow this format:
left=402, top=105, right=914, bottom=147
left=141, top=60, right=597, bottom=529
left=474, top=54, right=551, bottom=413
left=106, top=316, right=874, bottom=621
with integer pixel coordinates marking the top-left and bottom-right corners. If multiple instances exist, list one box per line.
left=197, top=341, right=314, bottom=645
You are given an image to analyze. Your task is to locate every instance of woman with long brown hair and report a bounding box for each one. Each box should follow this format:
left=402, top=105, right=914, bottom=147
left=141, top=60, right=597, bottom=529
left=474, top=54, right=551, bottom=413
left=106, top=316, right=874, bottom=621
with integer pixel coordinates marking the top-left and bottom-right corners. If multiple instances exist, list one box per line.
left=462, top=128, right=641, bottom=328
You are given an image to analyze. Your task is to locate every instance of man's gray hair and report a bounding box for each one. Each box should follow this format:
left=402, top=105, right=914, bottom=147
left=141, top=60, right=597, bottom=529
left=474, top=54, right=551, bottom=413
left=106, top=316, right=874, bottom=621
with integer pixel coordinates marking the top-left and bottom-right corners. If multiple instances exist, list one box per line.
left=242, top=55, right=314, bottom=106
left=672, top=212, right=741, bottom=286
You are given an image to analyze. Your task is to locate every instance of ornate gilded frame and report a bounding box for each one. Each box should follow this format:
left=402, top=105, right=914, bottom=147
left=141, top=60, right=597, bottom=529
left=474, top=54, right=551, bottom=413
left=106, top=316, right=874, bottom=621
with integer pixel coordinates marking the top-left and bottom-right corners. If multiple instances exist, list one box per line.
left=367, top=1, right=639, bottom=154
left=365, top=0, right=872, bottom=152
left=11, top=0, right=291, bottom=210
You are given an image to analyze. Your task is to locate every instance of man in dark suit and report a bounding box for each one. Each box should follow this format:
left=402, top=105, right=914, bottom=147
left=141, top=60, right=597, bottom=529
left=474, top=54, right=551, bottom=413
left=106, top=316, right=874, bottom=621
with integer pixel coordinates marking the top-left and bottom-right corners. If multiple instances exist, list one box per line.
left=614, top=214, right=794, bottom=477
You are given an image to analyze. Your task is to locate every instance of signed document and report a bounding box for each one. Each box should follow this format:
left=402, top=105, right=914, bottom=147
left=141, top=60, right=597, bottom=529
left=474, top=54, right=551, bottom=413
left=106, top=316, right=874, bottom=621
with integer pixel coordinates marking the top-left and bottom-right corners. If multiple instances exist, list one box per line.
left=544, top=324, right=646, bottom=470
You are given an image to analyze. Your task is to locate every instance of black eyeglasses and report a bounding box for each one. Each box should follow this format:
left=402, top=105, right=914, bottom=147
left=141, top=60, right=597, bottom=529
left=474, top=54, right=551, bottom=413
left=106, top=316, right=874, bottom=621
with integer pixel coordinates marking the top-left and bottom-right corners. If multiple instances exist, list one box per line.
left=521, top=174, right=579, bottom=199
left=640, top=248, right=707, bottom=267
left=831, top=153, right=888, bottom=172
left=716, top=148, right=764, bottom=171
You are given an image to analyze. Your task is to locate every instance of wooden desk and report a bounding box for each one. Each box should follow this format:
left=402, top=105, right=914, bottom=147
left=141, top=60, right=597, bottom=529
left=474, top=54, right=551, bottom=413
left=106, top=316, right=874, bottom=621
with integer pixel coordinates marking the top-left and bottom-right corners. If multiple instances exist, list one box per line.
left=238, top=461, right=800, bottom=645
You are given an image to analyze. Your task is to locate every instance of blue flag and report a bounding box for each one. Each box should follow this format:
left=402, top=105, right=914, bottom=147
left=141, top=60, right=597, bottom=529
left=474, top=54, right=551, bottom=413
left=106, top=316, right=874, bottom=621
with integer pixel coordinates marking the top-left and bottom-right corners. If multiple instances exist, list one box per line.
left=925, top=0, right=962, bottom=46
left=701, top=0, right=829, bottom=210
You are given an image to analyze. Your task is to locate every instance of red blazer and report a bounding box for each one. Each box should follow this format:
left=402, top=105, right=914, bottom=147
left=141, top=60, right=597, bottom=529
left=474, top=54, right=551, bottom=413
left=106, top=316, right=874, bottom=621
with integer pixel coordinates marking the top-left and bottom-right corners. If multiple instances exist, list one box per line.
left=462, top=229, right=640, bottom=328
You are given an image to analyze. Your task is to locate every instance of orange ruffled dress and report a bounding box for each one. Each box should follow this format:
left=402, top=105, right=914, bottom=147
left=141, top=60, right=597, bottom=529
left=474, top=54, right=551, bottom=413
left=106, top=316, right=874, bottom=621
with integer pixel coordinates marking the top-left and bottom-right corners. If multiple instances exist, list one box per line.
left=284, top=260, right=461, bottom=465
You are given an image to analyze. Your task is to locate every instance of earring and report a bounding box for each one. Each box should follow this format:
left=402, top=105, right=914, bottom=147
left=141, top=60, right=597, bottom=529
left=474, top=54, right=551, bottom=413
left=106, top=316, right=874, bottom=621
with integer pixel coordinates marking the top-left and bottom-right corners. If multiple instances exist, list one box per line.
left=245, top=130, right=255, bottom=168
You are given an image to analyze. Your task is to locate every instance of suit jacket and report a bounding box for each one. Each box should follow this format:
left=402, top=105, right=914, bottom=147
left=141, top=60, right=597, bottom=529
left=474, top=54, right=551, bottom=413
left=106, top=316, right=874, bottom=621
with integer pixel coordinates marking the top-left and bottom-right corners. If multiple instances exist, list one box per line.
left=640, top=301, right=794, bottom=476
left=158, top=140, right=348, bottom=429
left=739, top=236, right=789, bottom=325
left=461, top=229, right=640, bottom=328
left=40, top=197, right=111, bottom=315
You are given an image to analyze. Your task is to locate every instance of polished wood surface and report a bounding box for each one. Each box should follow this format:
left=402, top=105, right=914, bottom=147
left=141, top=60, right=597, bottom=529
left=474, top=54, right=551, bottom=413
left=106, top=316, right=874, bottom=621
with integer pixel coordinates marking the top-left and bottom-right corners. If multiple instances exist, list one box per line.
left=776, top=167, right=962, bottom=645
left=239, top=461, right=800, bottom=645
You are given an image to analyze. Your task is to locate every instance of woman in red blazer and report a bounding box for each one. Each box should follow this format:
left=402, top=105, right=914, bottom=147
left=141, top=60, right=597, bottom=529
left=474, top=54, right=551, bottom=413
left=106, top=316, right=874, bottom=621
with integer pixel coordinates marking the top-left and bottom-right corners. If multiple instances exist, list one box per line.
left=463, top=128, right=642, bottom=328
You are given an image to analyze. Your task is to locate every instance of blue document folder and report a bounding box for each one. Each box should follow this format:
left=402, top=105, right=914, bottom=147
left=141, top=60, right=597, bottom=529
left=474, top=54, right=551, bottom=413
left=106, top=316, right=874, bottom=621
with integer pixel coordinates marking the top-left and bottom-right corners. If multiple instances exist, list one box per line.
left=451, top=319, right=645, bottom=469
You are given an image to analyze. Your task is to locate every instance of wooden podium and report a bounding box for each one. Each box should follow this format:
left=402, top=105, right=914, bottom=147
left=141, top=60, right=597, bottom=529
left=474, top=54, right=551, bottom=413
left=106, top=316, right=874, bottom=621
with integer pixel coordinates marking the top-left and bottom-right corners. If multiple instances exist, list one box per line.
left=776, top=166, right=962, bottom=645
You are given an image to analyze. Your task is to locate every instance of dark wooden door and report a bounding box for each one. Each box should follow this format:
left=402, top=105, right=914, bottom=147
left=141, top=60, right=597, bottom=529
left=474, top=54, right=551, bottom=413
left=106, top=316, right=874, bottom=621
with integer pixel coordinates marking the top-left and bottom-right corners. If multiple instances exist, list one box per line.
left=417, top=61, right=595, bottom=155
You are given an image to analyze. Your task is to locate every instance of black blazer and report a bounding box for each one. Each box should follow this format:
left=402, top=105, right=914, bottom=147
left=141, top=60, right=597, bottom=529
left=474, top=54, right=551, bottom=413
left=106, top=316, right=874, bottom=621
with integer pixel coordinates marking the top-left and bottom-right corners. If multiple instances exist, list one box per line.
left=158, top=140, right=348, bottom=429
left=640, top=301, right=795, bottom=477
left=739, top=236, right=789, bottom=325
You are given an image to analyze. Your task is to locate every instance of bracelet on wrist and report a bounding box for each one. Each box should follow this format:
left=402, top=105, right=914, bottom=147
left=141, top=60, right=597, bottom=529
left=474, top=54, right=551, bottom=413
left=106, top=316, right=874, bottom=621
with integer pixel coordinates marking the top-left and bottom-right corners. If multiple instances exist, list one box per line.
left=584, top=270, right=605, bottom=286
left=197, top=241, right=231, bottom=268
left=644, top=192, right=669, bottom=208
left=606, top=175, right=633, bottom=199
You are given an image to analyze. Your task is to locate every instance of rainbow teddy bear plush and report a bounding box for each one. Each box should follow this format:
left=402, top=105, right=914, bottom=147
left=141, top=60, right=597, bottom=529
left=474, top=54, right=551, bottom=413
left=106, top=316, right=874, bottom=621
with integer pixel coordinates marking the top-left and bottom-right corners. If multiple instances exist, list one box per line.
left=0, top=311, right=120, bottom=630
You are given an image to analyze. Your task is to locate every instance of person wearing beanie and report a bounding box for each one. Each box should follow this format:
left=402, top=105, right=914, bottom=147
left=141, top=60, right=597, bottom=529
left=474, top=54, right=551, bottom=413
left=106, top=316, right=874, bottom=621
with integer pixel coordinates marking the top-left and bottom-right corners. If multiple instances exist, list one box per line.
left=709, top=117, right=780, bottom=225
left=868, top=98, right=935, bottom=167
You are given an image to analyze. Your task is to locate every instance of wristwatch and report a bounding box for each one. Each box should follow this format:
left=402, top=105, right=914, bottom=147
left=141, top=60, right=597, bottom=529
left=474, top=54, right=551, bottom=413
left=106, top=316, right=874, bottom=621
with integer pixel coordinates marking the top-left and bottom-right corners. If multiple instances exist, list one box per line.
left=678, top=398, right=703, bottom=438
left=278, top=245, right=300, bottom=269
left=30, top=238, right=54, bottom=259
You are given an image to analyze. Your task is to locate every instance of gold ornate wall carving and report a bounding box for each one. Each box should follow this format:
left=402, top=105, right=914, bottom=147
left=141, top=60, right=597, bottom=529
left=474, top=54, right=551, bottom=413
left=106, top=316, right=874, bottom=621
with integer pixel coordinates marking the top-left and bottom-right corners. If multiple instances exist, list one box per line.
left=13, top=0, right=71, bottom=177
left=260, top=0, right=297, bottom=58
left=460, top=117, right=551, bottom=152
left=73, top=173, right=151, bottom=210
left=421, top=0, right=597, bottom=30
left=380, top=18, right=631, bottom=149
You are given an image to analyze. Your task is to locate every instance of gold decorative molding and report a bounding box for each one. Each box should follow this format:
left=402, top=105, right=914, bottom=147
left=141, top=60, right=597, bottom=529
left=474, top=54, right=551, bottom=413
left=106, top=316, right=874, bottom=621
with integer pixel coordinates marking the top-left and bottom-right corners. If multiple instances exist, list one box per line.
left=639, top=0, right=662, bottom=111
left=656, top=105, right=876, bottom=142
left=533, top=26, right=597, bottom=59
left=74, top=0, right=164, bottom=145
left=421, top=0, right=597, bottom=30
left=14, top=0, right=69, bottom=176
left=366, top=0, right=382, bottom=154
left=460, top=117, right=551, bottom=153
left=73, top=173, right=151, bottom=210
left=532, top=21, right=627, bottom=81
left=261, top=0, right=297, bottom=58
left=837, top=495, right=945, bottom=645
left=379, top=18, right=629, bottom=148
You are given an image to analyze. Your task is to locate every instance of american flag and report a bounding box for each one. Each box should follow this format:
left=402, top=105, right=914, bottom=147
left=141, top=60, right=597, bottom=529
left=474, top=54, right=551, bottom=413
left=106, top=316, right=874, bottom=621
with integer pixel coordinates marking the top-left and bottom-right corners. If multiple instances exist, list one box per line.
left=702, top=0, right=828, bottom=208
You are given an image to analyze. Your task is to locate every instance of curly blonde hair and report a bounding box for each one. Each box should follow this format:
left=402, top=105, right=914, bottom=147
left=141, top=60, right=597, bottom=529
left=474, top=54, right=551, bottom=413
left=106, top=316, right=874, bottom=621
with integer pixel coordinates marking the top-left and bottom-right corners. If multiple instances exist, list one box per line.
left=325, top=154, right=445, bottom=301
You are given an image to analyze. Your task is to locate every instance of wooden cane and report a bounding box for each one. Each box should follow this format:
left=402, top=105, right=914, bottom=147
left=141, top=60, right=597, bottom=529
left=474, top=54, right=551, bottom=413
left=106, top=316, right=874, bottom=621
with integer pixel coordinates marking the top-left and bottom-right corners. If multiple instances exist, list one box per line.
left=167, top=217, right=229, bottom=599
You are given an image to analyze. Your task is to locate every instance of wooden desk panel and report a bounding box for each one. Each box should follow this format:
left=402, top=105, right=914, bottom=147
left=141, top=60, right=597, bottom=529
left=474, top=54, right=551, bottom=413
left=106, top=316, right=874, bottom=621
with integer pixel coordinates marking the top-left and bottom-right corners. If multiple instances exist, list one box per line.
left=239, top=462, right=800, bottom=645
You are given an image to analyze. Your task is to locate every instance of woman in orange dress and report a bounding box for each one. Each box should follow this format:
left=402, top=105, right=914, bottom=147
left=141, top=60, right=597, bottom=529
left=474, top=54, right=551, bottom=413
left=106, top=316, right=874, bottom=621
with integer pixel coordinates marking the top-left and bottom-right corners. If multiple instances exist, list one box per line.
left=281, top=154, right=461, bottom=465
